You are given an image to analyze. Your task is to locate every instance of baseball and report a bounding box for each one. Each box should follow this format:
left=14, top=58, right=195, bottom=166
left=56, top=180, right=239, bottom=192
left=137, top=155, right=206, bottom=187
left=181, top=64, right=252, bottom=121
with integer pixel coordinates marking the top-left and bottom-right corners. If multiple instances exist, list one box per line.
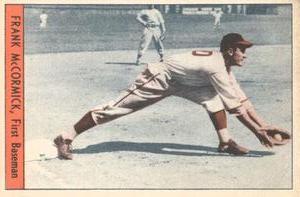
left=274, top=134, right=282, bottom=141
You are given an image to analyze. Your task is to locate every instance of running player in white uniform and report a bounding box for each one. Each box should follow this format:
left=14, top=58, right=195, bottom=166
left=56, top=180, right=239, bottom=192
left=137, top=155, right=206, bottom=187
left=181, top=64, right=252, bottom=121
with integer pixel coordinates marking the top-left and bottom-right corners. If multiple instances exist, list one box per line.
left=136, top=5, right=166, bottom=65
left=39, top=11, right=48, bottom=29
left=54, top=33, right=287, bottom=159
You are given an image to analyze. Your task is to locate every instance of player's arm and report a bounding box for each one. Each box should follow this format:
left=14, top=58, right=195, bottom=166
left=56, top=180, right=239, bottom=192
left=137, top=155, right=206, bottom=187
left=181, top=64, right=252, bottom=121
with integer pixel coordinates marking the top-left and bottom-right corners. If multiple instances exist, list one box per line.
left=160, top=22, right=166, bottom=35
left=230, top=73, right=282, bottom=130
left=229, top=107, right=273, bottom=147
left=156, top=11, right=166, bottom=34
left=209, top=72, right=274, bottom=147
left=231, top=78, right=289, bottom=143
left=136, top=12, right=147, bottom=27
left=243, top=100, right=268, bottom=127
left=229, top=70, right=290, bottom=144
left=238, top=97, right=286, bottom=132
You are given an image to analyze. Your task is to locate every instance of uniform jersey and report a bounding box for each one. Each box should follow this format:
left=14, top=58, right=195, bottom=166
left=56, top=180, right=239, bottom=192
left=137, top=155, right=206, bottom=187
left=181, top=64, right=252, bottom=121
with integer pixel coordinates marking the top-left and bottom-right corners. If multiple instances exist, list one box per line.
left=138, top=8, right=164, bottom=26
left=40, top=13, right=48, bottom=22
left=213, top=11, right=223, bottom=20
left=148, top=50, right=244, bottom=110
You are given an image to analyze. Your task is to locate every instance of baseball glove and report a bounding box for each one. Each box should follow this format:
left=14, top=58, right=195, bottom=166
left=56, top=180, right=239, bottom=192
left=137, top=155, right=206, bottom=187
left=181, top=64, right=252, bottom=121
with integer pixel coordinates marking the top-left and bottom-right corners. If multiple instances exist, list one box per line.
left=265, top=127, right=291, bottom=145
left=160, top=34, right=166, bottom=41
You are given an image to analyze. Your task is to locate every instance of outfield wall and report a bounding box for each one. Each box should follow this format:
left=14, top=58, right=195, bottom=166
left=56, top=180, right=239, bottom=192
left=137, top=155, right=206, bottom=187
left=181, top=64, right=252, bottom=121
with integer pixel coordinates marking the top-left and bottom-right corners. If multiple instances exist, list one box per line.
left=25, top=4, right=289, bottom=15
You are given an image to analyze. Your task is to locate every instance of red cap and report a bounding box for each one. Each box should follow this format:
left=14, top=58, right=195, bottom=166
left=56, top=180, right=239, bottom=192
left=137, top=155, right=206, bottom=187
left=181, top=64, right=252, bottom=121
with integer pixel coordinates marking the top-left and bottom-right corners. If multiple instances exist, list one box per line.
left=220, top=33, right=253, bottom=52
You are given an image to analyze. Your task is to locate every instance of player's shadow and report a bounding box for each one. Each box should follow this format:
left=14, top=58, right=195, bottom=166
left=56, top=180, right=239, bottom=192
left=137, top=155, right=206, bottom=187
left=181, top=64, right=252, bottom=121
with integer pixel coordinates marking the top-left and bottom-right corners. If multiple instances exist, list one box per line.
left=73, top=141, right=274, bottom=157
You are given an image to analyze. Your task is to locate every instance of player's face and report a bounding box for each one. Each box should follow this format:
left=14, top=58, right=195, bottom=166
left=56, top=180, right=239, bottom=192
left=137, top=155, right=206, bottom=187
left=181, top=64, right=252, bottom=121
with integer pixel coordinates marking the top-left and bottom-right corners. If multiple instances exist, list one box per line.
left=232, top=47, right=247, bottom=66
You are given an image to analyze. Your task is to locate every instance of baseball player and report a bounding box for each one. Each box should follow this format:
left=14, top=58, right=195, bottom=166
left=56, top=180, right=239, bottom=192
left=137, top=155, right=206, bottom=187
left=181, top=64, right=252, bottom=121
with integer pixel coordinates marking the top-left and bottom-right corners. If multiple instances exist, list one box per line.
left=212, top=9, right=223, bottom=29
left=135, top=5, right=166, bottom=65
left=39, top=10, right=48, bottom=29
left=54, top=33, right=290, bottom=160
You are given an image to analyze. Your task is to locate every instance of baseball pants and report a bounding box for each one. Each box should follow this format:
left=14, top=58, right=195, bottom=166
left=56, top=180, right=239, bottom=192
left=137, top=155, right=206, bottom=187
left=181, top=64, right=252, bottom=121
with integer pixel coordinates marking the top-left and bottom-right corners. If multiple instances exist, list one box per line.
left=89, top=64, right=225, bottom=126
left=137, top=27, right=164, bottom=57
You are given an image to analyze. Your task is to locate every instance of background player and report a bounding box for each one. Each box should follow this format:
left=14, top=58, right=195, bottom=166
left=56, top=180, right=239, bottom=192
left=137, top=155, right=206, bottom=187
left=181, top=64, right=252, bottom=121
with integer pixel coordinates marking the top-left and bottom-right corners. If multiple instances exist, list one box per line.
left=212, top=9, right=223, bottom=29
left=135, top=5, right=166, bottom=65
left=39, top=10, right=48, bottom=29
left=54, top=33, right=289, bottom=160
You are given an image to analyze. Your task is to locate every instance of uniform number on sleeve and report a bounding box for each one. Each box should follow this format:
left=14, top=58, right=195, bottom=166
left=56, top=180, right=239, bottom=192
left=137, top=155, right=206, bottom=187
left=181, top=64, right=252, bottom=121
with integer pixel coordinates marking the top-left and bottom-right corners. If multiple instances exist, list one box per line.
left=192, top=50, right=213, bottom=56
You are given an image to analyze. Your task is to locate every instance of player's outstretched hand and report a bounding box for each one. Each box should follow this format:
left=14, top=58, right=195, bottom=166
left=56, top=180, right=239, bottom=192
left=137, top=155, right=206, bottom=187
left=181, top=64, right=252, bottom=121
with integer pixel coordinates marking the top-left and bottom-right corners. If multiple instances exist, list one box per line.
left=254, top=128, right=274, bottom=148
left=261, top=125, right=291, bottom=145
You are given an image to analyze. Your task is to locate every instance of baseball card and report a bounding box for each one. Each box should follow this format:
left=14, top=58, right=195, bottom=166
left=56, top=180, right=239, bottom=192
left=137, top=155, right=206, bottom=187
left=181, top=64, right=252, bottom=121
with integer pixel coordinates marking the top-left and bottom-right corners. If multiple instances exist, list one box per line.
left=0, top=0, right=299, bottom=196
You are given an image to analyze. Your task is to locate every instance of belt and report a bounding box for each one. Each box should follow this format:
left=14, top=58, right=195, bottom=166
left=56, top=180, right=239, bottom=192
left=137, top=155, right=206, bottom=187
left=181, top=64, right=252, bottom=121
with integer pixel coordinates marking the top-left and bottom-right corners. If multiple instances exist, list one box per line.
left=147, top=24, right=159, bottom=28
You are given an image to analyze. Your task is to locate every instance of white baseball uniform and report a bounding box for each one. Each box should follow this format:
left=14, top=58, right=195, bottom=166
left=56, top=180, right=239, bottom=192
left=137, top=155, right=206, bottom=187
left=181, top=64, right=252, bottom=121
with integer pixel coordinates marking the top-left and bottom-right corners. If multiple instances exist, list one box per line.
left=40, top=13, right=48, bottom=28
left=136, top=8, right=165, bottom=61
left=213, top=11, right=223, bottom=27
left=88, top=50, right=251, bottom=125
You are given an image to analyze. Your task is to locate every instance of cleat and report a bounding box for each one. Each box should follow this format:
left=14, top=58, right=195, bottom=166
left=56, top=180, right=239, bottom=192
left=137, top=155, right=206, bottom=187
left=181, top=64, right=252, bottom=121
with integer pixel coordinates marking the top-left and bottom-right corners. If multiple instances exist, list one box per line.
left=136, top=59, right=141, bottom=66
left=53, top=135, right=73, bottom=160
left=218, top=139, right=249, bottom=155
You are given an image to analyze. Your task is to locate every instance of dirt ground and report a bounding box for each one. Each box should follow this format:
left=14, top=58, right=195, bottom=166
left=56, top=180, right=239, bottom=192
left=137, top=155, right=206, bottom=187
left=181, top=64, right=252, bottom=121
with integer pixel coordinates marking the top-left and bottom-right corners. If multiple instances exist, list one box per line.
left=24, top=45, right=292, bottom=189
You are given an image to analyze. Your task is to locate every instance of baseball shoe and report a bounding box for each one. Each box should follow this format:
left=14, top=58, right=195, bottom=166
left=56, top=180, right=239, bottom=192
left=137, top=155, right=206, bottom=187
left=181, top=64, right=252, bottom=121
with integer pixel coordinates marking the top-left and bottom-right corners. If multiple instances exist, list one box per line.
left=217, top=139, right=249, bottom=155
left=136, top=59, right=141, bottom=66
left=53, top=135, right=73, bottom=160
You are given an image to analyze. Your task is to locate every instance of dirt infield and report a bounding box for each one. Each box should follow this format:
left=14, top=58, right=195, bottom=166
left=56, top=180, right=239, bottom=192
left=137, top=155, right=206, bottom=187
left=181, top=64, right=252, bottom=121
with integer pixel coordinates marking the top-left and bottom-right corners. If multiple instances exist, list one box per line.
left=24, top=45, right=291, bottom=189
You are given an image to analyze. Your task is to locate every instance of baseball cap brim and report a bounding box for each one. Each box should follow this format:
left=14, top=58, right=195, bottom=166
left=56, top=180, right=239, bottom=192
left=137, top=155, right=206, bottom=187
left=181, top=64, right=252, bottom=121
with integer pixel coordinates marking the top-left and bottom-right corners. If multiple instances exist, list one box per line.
left=236, top=40, right=253, bottom=48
